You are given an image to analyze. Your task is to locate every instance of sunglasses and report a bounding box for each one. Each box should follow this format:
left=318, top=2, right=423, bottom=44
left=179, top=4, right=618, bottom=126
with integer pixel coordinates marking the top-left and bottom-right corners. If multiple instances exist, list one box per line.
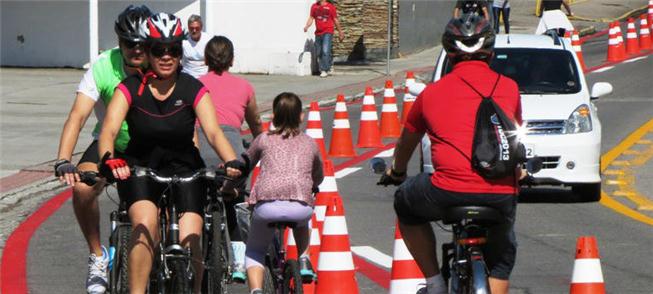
left=121, top=39, right=144, bottom=50
left=149, top=43, right=183, bottom=58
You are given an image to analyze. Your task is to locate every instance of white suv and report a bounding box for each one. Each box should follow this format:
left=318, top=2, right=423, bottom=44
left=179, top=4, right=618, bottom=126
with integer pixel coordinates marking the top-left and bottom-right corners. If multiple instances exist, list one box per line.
left=416, top=33, right=613, bottom=201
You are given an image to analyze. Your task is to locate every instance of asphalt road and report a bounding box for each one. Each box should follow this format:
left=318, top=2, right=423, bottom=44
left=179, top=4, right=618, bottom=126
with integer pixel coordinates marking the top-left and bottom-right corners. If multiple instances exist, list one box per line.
left=25, top=35, right=653, bottom=293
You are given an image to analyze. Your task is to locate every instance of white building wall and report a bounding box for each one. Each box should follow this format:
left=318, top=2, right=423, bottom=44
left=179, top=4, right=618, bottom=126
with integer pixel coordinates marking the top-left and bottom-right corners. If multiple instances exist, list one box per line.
left=207, top=0, right=314, bottom=76
left=1, top=0, right=313, bottom=75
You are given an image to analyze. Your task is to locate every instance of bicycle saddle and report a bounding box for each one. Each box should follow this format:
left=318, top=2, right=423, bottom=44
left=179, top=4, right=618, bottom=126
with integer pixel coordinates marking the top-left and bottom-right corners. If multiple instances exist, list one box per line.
left=441, top=206, right=504, bottom=225
left=268, top=221, right=298, bottom=229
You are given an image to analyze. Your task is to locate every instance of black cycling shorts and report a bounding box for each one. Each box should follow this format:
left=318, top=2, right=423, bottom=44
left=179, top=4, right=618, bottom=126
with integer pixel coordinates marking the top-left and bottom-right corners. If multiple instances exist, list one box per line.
left=117, top=173, right=207, bottom=215
left=78, top=141, right=101, bottom=165
left=393, top=172, right=517, bottom=280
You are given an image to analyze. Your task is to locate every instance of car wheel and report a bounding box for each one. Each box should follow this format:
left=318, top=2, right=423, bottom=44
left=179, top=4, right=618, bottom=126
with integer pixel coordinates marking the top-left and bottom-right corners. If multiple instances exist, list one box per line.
left=572, top=183, right=601, bottom=202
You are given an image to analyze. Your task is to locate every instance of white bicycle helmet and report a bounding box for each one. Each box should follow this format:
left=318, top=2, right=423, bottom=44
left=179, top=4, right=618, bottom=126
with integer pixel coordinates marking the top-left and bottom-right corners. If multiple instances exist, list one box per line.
left=141, top=12, right=186, bottom=44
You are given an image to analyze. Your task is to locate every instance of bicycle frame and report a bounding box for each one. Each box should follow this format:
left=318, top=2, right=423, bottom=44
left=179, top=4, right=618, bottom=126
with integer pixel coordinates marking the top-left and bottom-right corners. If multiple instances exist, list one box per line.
left=440, top=219, right=491, bottom=294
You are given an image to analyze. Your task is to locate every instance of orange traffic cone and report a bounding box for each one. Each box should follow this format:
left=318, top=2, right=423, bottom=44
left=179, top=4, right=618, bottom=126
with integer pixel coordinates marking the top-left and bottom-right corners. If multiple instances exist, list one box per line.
left=401, top=85, right=416, bottom=126
left=357, top=87, right=383, bottom=148
left=284, top=228, right=299, bottom=260
left=306, top=101, right=328, bottom=159
left=640, top=14, right=652, bottom=50
left=380, top=80, right=401, bottom=138
left=314, top=160, right=340, bottom=234
left=328, top=94, right=356, bottom=157
left=250, top=121, right=271, bottom=187
left=569, top=236, right=605, bottom=294
left=614, top=21, right=627, bottom=60
left=571, top=30, right=586, bottom=71
left=315, top=198, right=359, bottom=294
left=303, top=213, right=321, bottom=294
left=389, top=220, right=425, bottom=294
left=606, top=22, right=622, bottom=62
left=625, top=18, right=640, bottom=55
left=564, top=30, right=572, bottom=44
left=405, top=71, right=415, bottom=85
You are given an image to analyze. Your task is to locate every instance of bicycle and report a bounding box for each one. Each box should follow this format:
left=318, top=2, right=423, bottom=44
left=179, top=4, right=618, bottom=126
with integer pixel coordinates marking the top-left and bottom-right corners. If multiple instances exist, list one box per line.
left=374, top=156, right=542, bottom=293
left=76, top=171, right=131, bottom=294
left=261, top=221, right=309, bottom=294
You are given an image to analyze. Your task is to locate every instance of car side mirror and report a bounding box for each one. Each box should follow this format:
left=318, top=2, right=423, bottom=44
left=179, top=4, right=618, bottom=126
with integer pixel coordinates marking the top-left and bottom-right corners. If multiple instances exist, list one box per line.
left=407, top=81, right=426, bottom=96
left=590, top=82, right=612, bottom=100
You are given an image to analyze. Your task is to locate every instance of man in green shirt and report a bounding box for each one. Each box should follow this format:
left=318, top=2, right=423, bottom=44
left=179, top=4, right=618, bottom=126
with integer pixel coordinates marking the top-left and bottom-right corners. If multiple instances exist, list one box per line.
left=53, top=5, right=151, bottom=293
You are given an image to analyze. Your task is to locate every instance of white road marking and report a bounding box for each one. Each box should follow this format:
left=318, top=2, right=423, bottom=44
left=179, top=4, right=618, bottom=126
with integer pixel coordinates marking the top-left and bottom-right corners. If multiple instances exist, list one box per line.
left=335, top=167, right=362, bottom=178
left=624, top=56, right=648, bottom=63
left=375, top=148, right=395, bottom=158
left=351, top=246, right=393, bottom=269
left=592, top=66, right=614, bottom=73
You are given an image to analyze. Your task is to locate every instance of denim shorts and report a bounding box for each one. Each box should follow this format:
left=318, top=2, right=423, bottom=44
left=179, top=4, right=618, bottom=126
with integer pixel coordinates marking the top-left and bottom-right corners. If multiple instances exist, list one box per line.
left=393, top=172, right=518, bottom=279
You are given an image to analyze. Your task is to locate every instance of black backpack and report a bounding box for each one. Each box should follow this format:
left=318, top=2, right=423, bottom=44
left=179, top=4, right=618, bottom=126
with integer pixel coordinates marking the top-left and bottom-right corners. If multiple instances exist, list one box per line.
left=435, top=74, right=525, bottom=179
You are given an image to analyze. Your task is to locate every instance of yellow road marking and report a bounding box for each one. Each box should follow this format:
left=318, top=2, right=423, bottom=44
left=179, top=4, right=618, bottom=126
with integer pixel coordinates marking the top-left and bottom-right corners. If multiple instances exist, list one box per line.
left=637, top=139, right=652, bottom=145
left=600, top=118, right=653, bottom=226
left=603, top=169, right=624, bottom=175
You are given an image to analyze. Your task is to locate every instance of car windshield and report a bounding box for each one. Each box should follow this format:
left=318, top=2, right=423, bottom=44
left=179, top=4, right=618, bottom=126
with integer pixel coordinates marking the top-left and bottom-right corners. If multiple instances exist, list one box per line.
left=440, top=48, right=581, bottom=94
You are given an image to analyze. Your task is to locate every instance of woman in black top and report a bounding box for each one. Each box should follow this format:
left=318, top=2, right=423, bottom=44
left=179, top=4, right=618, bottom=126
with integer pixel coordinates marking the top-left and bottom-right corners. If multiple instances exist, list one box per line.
left=98, top=12, right=244, bottom=293
left=454, top=0, right=490, bottom=21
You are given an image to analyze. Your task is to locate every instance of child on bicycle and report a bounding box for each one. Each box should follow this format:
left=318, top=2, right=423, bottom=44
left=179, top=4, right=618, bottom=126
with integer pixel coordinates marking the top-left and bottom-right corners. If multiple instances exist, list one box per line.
left=244, top=92, right=323, bottom=294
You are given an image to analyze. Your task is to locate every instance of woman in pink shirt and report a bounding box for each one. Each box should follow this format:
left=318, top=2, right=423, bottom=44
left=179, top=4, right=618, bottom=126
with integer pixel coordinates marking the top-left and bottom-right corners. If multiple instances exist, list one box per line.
left=198, top=35, right=263, bottom=282
left=245, top=93, right=323, bottom=294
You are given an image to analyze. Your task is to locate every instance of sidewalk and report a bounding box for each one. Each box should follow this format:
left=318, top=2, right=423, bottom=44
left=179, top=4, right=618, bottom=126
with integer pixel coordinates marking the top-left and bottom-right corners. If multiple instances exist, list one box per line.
left=0, top=0, right=647, bottom=189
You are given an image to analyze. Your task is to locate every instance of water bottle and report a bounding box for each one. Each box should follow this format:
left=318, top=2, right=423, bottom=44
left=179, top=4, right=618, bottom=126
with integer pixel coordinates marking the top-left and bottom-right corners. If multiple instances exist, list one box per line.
left=370, top=157, right=387, bottom=174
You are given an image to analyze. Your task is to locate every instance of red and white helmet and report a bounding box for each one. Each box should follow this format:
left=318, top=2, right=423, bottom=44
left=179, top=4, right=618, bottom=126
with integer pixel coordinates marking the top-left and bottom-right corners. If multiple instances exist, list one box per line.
left=141, top=12, right=186, bottom=44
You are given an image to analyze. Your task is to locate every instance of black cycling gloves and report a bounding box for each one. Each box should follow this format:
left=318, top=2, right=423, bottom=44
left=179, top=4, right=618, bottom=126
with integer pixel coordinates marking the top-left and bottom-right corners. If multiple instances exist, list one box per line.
left=225, top=159, right=248, bottom=175
left=377, top=171, right=406, bottom=187
left=54, top=159, right=77, bottom=177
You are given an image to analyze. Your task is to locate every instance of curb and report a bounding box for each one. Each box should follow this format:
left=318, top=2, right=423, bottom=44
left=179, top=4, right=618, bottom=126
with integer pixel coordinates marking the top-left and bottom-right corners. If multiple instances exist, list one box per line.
left=570, top=5, right=648, bottom=23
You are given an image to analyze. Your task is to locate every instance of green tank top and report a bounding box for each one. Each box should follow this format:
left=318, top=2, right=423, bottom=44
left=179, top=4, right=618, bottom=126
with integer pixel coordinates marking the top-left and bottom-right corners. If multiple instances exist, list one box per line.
left=91, top=48, right=130, bottom=152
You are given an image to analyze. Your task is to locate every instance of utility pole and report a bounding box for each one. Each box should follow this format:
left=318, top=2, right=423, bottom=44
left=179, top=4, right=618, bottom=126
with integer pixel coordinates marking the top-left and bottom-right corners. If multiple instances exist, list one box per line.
left=386, top=0, right=392, bottom=75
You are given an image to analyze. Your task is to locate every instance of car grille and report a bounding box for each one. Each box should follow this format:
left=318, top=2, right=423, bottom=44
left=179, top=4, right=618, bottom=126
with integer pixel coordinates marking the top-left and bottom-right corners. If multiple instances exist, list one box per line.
left=525, top=120, right=565, bottom=135
left=540, top=156, right=561, bottom=169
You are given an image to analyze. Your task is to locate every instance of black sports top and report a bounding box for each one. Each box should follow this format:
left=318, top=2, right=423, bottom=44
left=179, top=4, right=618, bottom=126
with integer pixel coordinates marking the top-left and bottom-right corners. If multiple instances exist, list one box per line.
left=542, top=0, right=563, bottom=11
left=116, top=72, right=207, bottom=175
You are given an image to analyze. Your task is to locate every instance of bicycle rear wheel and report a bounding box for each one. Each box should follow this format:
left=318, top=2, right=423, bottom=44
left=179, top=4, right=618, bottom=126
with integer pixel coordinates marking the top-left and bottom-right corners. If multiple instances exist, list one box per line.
left=282, top=259, right=303, bottom=294
left=468, top=254, right=490, bottom=294
left=262, top=266, right=276, bottom=294
left=110, top=224, right=131, bottom=294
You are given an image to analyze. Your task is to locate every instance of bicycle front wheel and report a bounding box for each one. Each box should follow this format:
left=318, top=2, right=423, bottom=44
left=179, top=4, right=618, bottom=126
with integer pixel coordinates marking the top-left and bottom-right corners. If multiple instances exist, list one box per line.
left=110, top=224, right=131, bottom=294
left=205, top=209, right=228, bottom=294
left=282, top=259, right=304, bottom=294
left=167, top=259, right=193, bottom=294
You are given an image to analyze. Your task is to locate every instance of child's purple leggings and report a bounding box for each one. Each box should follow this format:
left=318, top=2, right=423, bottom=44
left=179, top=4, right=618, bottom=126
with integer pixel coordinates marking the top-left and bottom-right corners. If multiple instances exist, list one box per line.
left=245, top=200, right=313, bottom=269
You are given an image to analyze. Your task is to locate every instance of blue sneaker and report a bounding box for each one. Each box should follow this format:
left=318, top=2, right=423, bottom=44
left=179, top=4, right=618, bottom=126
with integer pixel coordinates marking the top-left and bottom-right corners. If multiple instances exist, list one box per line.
left=298, top=256, right=316, bottom=283
left=231, top=265, right=246, bottom=283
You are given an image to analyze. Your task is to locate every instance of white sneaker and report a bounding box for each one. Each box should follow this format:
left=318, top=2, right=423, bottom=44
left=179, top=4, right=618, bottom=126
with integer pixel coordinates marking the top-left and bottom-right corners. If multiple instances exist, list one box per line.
left=86, top=246, right=109, bottom=294
left=320, top=71, right=328, bottom=78
left=327, top=68, right=335, bottom=75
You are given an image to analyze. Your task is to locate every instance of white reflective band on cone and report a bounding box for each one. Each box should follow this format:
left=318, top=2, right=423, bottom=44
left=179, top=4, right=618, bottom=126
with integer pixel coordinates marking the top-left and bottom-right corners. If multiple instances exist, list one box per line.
left=310, top=228, right=321, bottom=245
left=382, top=104, right=398, bottom=112
left=642, top=28, right=650, bottom=34
left=322, top=216, right=348, bottom=235
left=609, top=37, right=619, bottom=45
left=306, top=128, right=324, bottom=138
left=363, top=95, right=375, bottom=105
left=308, top=111, right=321, bottom=121
left=318, top=252, right=355, bottom=270
left=335, top=102, right=347, bottom=112
left=392, top=239, right=414, bottom=260
left=573, top=45, right=582, bottom=51
left=315, top=206, right=326, bottom=222
left=360, top=111, right=378, bottom=121
left=406, top=78, right=415, bottom=84
left=287, top=229, right=296, bottom=245
left=318, top=176, right=337, bottom=192
left=333, top=119, right=350, bottom=129
left=617, top=35, right=624, bottom=42
left=571, top=259, right=604, bottom=283
left=389, top=279, right=426, bottom=292
left=403, top=96, right=416, bottom=102
left=384, top=88, right=395, bottom=97
left=627, top=32, right=637, bottom=38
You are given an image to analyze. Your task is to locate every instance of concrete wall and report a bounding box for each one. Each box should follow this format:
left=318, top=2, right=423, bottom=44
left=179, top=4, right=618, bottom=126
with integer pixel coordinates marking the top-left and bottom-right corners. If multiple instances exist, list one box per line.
left=206, top=0, right=313, bottom=76
left=1, top=1, right=90, bottom=68
left=0, top=0, right=199, bottom=68
left=398, top=0, right=456, bottom=55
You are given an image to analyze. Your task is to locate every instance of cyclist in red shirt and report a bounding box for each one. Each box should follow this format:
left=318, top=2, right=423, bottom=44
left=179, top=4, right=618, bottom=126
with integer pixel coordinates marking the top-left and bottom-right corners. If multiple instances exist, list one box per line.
left=303, top=0, right=344, bottom=78
left=381, top=16, right=522, bottom=294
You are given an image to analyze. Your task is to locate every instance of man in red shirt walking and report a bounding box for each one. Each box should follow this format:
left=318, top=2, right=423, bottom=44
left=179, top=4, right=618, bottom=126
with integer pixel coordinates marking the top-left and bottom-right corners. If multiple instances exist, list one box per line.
left=303, top=0, right=344, bottom=78
left=380, top=16, right=522, bottom=294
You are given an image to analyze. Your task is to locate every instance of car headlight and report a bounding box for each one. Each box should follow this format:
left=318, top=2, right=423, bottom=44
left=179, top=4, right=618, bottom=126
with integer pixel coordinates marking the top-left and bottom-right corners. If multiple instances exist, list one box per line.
left=563, top=104, right=592, bottom=134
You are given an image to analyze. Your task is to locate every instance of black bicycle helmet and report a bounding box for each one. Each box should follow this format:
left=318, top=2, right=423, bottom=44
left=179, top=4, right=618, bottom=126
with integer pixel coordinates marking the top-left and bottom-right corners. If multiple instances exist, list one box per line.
left=442, top=14, right=495, bottom=62
left=114, top=5, right=152, bottom=42
left=141, top=12, right=186, bottom=44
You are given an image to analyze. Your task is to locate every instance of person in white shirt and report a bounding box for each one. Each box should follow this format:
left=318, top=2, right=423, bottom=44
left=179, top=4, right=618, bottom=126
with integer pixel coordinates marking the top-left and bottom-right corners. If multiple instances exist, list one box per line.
left=181, top=14, right=210, bottom=78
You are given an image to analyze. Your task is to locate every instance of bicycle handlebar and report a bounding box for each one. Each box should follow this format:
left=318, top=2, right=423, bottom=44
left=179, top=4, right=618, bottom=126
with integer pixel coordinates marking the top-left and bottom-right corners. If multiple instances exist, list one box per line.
left=131, top=167, right=228, bottom=184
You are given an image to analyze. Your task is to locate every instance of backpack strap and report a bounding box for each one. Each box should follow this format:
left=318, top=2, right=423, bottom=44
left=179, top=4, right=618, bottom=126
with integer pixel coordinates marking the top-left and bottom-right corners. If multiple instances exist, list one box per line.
left=456, top=73, right=502, bottom=99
